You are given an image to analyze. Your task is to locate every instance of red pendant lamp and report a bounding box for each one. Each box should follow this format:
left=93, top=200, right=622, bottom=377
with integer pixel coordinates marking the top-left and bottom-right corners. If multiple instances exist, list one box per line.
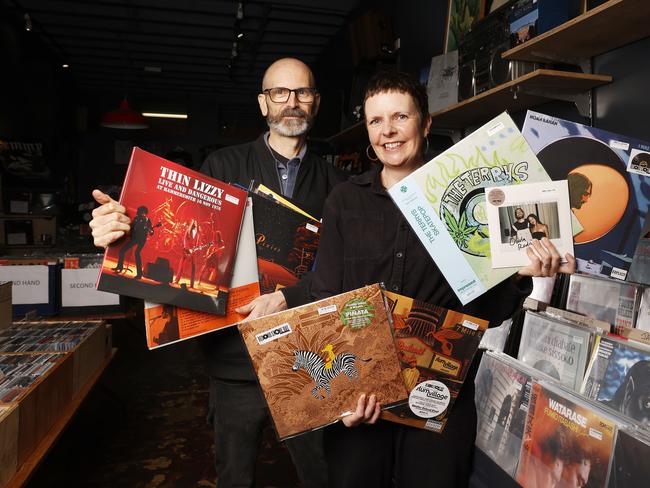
left=101, top=98, right=149, bottom=129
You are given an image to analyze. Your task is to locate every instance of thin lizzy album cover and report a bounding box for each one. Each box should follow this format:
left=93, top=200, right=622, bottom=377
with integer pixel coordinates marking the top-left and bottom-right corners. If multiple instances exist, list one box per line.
left=97, top=148, right=247, bottom=315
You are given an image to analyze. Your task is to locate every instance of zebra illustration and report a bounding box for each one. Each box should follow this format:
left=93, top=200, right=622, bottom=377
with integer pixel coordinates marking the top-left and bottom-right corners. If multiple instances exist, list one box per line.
left=291, top=350, right=372, bottom=400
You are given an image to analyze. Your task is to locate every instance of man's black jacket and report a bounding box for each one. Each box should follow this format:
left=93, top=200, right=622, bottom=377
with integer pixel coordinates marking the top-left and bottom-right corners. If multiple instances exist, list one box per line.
left=199, top=133, right=346, bottom=380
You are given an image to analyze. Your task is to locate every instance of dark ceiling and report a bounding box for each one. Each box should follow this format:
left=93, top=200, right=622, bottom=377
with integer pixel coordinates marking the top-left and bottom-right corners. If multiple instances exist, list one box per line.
left=5, top=0, right=361, bottom=102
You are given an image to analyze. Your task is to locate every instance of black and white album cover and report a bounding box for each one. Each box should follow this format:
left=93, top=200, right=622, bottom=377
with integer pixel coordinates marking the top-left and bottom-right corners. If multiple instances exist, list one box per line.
left=518, top=311, right=594, bottom=391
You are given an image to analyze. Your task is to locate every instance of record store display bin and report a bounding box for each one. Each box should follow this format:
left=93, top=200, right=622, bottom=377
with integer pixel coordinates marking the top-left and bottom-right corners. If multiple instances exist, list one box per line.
left=472, top=271, right=650, bottom=488
left=0, top=317, right=113, bottom=487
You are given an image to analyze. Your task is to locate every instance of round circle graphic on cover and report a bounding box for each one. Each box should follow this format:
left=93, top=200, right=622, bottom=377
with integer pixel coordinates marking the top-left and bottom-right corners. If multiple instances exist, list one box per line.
left=408, top=380, right=450, bottom=418
left=537, top=137, right=630, bottom=244
left=632, top=151, right=650, bottom=174
left=439, top=185, right=491, bottom=257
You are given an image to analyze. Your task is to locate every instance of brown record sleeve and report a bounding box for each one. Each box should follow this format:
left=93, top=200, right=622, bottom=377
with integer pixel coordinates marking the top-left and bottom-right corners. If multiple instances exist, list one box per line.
left=238, top=284, right=408, bottom=440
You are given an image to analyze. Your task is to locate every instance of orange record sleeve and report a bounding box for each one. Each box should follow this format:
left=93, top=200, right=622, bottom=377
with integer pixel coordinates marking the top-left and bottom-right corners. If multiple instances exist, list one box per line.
left=238, top=284, right=408, bottom=440
left=516, top=381, right=617, bottom=488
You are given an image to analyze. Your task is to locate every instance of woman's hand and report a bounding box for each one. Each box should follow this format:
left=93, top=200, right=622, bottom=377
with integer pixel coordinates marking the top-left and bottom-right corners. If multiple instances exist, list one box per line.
left=237, top=291, right=288, bottom=321
left=341, top=393, right=381, bottom=427
left=88, top=189, right=131, bottom=248
left=517, top=237, right=576, bottom=278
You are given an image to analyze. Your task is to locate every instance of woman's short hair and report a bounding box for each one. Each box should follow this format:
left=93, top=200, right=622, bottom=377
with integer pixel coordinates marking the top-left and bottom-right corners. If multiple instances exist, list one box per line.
left=363, top=71, right=429, bottom=126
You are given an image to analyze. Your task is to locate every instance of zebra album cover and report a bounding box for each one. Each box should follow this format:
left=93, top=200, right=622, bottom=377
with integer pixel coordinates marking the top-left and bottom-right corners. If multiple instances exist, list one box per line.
left=237, top=284, right=408, bottom=440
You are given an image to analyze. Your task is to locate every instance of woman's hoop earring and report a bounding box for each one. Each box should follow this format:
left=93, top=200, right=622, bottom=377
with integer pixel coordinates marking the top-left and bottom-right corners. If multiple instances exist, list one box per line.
left=366, top=144, right=379, bottom=162
left=423, top=137, right=430, bottom=156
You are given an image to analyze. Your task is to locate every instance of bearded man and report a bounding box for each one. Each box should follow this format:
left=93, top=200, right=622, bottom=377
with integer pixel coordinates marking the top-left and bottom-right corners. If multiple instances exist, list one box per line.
left=89, top=58, right=344, bottom=488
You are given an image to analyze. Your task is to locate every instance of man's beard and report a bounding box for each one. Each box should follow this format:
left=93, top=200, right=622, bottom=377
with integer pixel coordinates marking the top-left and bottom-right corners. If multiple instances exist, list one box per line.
left=267, top=107, right=314, bottom=136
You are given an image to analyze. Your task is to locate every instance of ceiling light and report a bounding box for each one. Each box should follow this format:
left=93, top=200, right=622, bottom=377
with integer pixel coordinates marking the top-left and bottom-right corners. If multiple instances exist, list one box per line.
left=24, top=13, right=32, bottom=32
left=62, top=64, right=69, bottom=68
left=144, top=66, right=162, bottom=73
left=231, top=41, right=238, bottom=58
left=236, top=1, right=244, bottom=20
left=142, top=112, right=188, bottom=119
left=237, top=32, right=244, bottom=39
left=100, top=99, right=149, bottom=129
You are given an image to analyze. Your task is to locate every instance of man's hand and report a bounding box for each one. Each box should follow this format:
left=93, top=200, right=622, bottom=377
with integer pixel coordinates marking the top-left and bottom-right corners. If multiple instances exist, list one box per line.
left=341, top=393, right=381, bottom=427
left=517, top=237, right=576, bottom=278
left=236, top=291, right=288, bottom=321
left=89, top=189, right=131, bottom=248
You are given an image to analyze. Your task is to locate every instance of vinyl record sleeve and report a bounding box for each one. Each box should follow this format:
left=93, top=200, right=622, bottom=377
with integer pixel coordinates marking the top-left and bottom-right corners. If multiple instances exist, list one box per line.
left=581, top=335, right=650, bottom=427
left=522, top=110, right=650, bottom=281
left=237, top=284, right=408, bottom=440
left=143, top=197, right=260, bottom=349
left=388, top=112, right=551, bottom=305
left=249, top=192, right=321, bottom=296
left=518, top=311, right=594, bottom=391
left=475, top=351, right=537, bottom=477
left=97, top=148, right=248, bottom=315
left=516, top=381, right=618, bottom=488
left=566, top=273, right=640, bottom=329
left=607, top=427, right=650, bottom=488
left=380, top=291, right=488, bottom=433
left=486, top=180, right=574, bottom=268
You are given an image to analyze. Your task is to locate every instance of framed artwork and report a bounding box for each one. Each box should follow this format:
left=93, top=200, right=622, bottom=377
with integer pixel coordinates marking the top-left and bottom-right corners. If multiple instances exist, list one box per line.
left=444, top=0, right=487, bottom=53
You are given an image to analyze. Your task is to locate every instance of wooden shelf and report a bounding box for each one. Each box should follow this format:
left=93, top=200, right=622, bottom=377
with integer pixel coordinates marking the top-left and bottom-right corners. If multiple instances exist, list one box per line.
left=429, top=69, right=612, bottom=129
left=5, top=349, right=117, bottom=488
left=502, top=0, right=650, bottom=64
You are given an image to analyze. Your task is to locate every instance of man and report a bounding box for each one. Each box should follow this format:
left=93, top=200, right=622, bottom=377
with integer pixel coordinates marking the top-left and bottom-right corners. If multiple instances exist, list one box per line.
left=89, top=58, right=345, bottom=488
left=112, top=205, right=154, bottom=279
left=173, top=218, right=202, bottom=289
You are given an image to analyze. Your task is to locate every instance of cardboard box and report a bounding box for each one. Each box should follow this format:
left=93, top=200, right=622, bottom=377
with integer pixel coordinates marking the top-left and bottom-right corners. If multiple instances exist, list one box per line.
left=0, top=403, right=18, bottom=487
left=3, top=321, right=111, bottom=395
left=0, top=353, right=73, bottom=466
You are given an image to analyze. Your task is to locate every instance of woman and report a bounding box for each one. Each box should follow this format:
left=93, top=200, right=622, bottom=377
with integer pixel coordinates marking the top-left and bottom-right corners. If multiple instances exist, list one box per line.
left=528, top=213, right=550, bottom=240
left=310, top=71, right=575, bottom=488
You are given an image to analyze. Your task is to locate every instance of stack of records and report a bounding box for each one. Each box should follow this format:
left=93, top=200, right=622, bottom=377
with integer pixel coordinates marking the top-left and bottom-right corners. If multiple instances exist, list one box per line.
left=517, top=311, right=597, bottom=391
left=0, top=322, right=97, bottom=353
left=0, top=353, right=62, bottom=402
left=515, top=381, right=623, bottom=488
left=381, top=291, right=488, bottom=433
left=608, top=427, right=650, bottom=488
left=567, top=273, right=641, bottom=329
left=581, top=335, right=650, bottom=428
left=475, top=351, right=550, bottom=477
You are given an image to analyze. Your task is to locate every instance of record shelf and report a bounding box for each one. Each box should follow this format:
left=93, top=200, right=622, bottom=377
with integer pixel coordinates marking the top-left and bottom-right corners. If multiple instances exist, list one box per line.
left=5, top=349, right=116, bottom=488
left=502, top=0, right=650, bottom=64
left=428, top=69, right=611, bottom=129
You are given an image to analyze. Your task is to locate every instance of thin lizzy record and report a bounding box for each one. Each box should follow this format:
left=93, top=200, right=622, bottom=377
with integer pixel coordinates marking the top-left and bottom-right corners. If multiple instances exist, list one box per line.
left=238, top=284, right=408, bottom=440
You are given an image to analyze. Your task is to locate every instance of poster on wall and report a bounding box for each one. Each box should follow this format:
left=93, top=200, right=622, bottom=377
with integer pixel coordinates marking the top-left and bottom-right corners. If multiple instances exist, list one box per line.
left=444, top=0, right=487, bottom=52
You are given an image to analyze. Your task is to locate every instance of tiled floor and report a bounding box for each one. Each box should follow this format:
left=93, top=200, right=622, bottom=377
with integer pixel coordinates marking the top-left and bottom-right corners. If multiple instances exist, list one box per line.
left=25, top=315, right=299, bottom=488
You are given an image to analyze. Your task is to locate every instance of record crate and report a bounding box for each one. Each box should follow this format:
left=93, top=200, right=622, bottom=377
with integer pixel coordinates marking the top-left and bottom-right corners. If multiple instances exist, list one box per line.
left=0, top=352, right=73, bottom=467
left=8, top=320, right=111, bottom=395
left=0, top=404, right=18, bottom=487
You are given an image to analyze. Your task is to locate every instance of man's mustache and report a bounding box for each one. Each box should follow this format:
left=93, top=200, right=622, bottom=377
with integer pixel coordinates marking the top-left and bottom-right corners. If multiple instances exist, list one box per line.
left=280, top=108, right=308, bottom=118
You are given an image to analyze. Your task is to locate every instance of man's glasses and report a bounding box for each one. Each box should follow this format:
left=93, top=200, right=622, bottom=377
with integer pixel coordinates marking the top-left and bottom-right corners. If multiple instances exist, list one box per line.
left=262, top=87, right=318, bottom=103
